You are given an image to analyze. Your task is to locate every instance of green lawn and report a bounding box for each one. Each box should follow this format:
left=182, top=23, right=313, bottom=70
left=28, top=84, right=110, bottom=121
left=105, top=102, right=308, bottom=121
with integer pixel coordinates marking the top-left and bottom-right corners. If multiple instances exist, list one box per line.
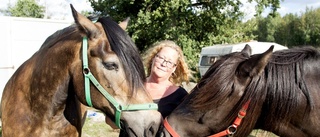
left=0, top=118, right=119, bottom=137
left=82, top=116, right=120, bottom=137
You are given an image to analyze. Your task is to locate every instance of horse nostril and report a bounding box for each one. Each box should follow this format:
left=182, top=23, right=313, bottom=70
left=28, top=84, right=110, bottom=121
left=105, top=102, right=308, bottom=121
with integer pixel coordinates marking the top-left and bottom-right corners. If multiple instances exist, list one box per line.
left=145, top=121, right=156, bottom=136
left=149, top=124, right=155, bottom=134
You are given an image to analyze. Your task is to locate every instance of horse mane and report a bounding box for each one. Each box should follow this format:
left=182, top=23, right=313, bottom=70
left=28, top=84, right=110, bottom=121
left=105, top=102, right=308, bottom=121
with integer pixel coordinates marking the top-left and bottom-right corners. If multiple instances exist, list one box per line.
left=261, top=46, right=318, bottom=126
left=39, top=25, right=78, bottom=50
left=189, top=46, right=319, bottom=136
left=98, top=17, right=146, bottom=97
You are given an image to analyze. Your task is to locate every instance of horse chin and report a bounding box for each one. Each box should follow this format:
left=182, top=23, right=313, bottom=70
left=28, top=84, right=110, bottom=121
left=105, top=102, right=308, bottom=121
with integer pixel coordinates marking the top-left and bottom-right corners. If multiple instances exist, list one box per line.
left=124, top=128, right=139, bottom=137
left=121, top=122, right=149, bottom=137
left=119, top=111, right=162, bottom=137
left=105, top=116, right=119, bottom=129
left=104, top=116, right=140, bottom=137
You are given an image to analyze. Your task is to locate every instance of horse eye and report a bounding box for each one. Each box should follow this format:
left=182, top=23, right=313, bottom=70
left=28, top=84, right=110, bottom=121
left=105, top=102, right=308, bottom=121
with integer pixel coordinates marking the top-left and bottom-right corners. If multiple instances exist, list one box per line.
left=103, top=62, right=119, bottom=70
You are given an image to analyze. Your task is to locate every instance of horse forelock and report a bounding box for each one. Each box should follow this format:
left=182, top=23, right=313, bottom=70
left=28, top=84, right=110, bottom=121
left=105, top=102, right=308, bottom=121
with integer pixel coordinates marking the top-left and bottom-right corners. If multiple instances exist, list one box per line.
left=190, top=53, right=248, bottom=110
left=97, top=17, right=146, bottom=97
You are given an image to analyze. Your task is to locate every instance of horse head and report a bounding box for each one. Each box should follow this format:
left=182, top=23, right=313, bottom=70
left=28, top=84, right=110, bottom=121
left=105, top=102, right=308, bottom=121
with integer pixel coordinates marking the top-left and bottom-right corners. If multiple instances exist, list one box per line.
left=1, top=5, right=161, bottom=137
left=69, top=5, right=162, bottom=136
left=160, top=45, right=274, bottom=137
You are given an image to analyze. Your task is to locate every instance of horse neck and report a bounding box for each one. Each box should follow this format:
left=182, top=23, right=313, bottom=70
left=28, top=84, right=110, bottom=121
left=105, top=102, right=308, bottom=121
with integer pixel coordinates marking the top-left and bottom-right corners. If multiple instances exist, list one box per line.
left=28, top=40, right=81, bottom=117
left=1, top=40, right=83, bottom=135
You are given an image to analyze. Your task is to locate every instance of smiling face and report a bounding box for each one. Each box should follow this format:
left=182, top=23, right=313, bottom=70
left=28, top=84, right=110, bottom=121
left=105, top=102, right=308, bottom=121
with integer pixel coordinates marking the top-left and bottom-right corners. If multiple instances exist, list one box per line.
left=150, top=47, right=179, bottom=80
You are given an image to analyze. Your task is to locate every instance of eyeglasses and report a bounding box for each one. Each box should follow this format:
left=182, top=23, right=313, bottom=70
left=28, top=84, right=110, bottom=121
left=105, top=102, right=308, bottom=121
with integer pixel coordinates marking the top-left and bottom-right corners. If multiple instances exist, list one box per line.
left=154, top=54, right=177, bottom=68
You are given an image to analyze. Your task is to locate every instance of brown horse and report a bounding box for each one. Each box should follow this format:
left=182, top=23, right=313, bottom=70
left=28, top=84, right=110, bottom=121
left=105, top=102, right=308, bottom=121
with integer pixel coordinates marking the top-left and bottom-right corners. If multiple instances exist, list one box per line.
left=1, top=5, right=162, bottom=137
left=160, top=45, right=320, bottom=137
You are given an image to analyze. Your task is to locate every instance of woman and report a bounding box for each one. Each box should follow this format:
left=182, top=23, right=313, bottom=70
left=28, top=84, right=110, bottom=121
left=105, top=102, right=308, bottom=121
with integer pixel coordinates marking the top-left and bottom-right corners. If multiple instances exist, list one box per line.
left=119, top=40, right=190, bottom=137
left=143, top=40, right=191, bottom=118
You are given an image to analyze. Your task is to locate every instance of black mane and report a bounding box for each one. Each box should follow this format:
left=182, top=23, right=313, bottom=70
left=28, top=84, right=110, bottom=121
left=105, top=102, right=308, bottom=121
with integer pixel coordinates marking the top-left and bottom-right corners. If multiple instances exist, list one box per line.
left=98, top=17, right=146, bottom=96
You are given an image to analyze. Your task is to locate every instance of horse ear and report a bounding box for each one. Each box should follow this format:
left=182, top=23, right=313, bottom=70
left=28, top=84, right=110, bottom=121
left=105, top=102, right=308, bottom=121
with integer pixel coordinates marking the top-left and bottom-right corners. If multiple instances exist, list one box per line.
left=119, top=17, right=130, bottom=30
left=238, top=45, right=274, bottom=78
left=70, top=4, right=99, bottom=38
left=241, top=44, right=252, bottom=57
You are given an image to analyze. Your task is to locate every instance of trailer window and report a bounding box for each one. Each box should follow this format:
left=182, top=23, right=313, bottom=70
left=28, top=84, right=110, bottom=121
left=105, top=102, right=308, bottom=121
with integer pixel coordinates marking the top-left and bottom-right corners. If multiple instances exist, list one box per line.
left=200, top=56, right=219, bottom=66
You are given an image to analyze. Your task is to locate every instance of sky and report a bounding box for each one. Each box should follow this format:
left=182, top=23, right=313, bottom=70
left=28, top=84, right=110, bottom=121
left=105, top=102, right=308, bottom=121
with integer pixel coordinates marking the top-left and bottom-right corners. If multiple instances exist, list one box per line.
left=0, top=0, right=93, bottom=20
left=241, top=0, right=320, bottom=21
left=0, top=0, right=320, bottom=21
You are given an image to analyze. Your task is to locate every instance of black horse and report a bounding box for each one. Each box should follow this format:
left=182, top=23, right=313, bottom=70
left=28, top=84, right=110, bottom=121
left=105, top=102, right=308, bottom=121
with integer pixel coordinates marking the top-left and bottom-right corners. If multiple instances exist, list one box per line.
left=160, top=45, right=320, bottom=137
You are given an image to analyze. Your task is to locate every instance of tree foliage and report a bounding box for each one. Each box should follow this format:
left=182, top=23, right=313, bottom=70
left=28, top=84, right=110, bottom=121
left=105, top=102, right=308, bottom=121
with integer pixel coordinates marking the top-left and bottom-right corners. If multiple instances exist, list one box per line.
left=254, top=7, right=320, bottom=48
left=3, top=0, right=44, bottom=18
left=89, top=0, right=281, bottom=80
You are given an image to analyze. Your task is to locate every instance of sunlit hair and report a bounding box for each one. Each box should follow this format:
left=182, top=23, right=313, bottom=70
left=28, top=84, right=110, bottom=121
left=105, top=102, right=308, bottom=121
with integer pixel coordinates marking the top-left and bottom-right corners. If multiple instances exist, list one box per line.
left=143, top=40, right=190, bottom=85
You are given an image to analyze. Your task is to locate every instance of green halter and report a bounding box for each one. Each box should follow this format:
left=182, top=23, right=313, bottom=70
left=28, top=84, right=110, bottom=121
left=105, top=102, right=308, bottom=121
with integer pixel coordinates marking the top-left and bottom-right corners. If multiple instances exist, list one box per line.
left=82, top=36, right=158, bottom=128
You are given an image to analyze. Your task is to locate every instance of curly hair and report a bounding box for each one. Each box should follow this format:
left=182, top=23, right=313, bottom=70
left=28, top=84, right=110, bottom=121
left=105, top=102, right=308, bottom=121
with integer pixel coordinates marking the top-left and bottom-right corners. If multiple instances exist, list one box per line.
left=143, top=40, right=190, bottom=85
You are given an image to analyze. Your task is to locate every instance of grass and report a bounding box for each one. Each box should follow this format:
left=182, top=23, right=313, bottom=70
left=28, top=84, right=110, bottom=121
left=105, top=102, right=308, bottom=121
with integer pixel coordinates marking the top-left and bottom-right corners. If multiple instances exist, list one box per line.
left=249, top=130, right=278, bottom=137
left=0, top=124, right=278, bottom=137
left=0, top=111, right=120, bottom=137
left=82, top=116, right=120, bottom=137
left=82, top=108, right=120, bottom=137
left=0, top=120, right=277, bottom=137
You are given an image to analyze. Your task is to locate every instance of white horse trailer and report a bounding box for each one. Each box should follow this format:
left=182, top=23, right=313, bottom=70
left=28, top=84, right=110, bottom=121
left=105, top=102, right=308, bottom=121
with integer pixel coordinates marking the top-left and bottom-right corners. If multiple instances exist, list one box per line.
left=198, top=41, right=288, bottom=77
left=0, top=16, right=72, bottom=102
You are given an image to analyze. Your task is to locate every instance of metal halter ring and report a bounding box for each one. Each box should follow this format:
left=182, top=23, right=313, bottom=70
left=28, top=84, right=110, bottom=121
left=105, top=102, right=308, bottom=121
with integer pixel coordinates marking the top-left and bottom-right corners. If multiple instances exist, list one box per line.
left=227, top=125, right=237, bottom=135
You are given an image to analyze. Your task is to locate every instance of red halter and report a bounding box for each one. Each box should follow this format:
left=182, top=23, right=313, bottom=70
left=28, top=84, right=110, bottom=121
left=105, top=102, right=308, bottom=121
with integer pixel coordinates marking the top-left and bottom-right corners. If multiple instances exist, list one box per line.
left=163, top=101, right=250, bottom=137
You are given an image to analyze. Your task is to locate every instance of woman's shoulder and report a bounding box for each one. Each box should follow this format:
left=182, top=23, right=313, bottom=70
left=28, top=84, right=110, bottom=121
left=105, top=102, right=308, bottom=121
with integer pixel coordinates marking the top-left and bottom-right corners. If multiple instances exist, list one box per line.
left=168, top=86, right=188, bottom=98
left=175, top=86, right=188, bottom=94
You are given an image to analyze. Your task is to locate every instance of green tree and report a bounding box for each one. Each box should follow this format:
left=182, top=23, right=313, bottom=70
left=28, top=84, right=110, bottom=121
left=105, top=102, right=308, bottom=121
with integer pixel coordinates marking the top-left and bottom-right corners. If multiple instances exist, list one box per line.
left=300, top=7, right=320, bottom=46
left=269, top=7, right=320, bottom=47
left=274, top=13, right=304, bottom=47
left=254, top=13, right=282, bottom=42
left=4, top=0, right=44, bottom=18
left=89, top=0, right=281, bottom=80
